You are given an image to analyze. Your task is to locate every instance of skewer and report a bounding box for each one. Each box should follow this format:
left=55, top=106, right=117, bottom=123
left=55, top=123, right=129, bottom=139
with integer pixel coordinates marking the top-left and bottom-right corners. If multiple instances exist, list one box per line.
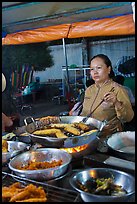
left=82, top=87, right=115, bottom=123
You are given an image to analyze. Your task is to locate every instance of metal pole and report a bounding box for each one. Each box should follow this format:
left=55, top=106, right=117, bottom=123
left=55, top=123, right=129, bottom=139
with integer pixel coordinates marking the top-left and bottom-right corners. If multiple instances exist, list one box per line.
left=62, top=38, right=70, bottom=93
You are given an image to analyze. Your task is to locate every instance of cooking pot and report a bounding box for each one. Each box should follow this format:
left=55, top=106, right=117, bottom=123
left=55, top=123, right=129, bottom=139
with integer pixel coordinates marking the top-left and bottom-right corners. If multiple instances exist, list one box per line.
left=107, top=131, right=135, bottom=161
left=23, top=116, right=107, bottom=148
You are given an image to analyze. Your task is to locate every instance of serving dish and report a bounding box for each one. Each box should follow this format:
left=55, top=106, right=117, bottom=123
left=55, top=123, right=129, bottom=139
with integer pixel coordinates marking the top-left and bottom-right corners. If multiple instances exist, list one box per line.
left=9, top=148, right=72, bottom=181
left=69, top=168, right=135, bottom=202
left=2, top=141, right=29, bottom=165
left=24, top=116, right=106, bottom=148
left=107, top=131, right=135, bottom=161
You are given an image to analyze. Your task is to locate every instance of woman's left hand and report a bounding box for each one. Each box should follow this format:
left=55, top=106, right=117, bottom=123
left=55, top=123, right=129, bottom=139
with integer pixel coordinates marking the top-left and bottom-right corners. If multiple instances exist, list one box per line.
left=103, top=91, right=117, bottom=105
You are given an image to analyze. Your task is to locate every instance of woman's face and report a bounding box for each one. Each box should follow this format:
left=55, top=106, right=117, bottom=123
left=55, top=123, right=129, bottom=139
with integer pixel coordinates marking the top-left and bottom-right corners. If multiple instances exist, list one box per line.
left=90, top=57, right=111, bottom=84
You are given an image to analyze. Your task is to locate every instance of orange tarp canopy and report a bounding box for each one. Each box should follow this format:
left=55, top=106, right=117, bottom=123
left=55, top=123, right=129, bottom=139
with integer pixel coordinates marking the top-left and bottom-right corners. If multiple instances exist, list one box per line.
left=2, top=14, right=135, bottom=45
left=68, top=14, right=135, bottom=38
left=2, top=24, right=71, bottom=45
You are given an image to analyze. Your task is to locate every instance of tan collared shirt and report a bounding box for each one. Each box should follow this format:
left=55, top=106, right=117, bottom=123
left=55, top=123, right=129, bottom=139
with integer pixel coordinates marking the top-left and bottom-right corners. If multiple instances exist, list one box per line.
left=81, top=79, right=134, bottom=136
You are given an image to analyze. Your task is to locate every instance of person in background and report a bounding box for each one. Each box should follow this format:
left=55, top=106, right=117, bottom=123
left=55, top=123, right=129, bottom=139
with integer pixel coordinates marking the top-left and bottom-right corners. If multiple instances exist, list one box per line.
left=114, top=75, right=135, bottom=106
left=2, top=73, right=13, bottom=132
left=69, top=78, right=94, bottom=116
left=114, top=74, right=135, bottom=131
left=86, top=78, right=95, bottom=88
left=80, top=54, right=134, bottom=139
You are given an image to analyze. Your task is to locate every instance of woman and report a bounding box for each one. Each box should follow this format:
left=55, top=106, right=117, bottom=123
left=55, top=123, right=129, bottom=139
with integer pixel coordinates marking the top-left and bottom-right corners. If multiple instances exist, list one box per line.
left=69, top=79, right=95, bottom=116
left=80, top=54, right=134, bottom=138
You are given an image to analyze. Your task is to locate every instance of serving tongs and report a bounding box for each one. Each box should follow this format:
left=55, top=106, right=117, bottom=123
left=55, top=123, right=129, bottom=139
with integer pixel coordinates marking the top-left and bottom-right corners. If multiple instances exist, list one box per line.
left=82, top=87, right=115, bottom=123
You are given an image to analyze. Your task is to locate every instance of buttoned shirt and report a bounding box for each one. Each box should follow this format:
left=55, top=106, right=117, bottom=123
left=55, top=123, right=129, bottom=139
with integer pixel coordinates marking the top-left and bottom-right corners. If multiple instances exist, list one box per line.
left=81, top=79, right=134, bottom=137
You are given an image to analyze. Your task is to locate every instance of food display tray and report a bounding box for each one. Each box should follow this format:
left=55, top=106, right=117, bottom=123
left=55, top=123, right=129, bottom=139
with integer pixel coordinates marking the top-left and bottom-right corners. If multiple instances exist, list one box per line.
left=2, top=172, right=81, bottom=202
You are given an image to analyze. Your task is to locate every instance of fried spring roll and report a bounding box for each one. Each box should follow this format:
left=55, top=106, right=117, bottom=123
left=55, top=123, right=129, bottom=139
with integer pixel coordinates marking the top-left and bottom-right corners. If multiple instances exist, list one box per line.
left=80, top=129, right=97, bottom=136
left=64, top=126, right=81, bottom=135
left=16, top=197, right=47, bottom=202
left=33, top=128, right=60, bottom=136
left=50, top=123, right=74, bottom=128
left=56, top=130, right=68, bottom=138
left=74, top=122, right=90, bottom=131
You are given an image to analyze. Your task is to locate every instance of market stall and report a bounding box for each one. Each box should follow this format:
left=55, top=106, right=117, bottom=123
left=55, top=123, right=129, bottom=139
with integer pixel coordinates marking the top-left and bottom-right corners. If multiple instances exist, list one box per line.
left=2, top=115, right=135, bottom=202
left=2, top=2, right=135, bottom=202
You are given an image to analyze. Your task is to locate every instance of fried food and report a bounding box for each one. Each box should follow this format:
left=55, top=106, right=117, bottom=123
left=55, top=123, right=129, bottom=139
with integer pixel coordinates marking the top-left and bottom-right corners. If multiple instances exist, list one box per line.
left=16, top=197, right=47, bottom=202
left=64, top=126, right=81, bottom=136
left=50, top=123, right=74, bottom=129
left=33, top=116, right=98, bottom=138
left=33, top=128, right=60, bottom=136
left=55, top=130, right=68, bottom=138
left=2, top=182, right=25, bottom=202
left=2, top=139, right=8, bottom=153
left=74, top=122, right=90, bottom=131
left=17, top=159, right=63, bottom=170
left=33, top=128, right=68, bottom=138
left=39, top=116, right=60, bottom=125
left=2, top=182, right=47, bottom=202
left=80, top=129, right=97, bottom=136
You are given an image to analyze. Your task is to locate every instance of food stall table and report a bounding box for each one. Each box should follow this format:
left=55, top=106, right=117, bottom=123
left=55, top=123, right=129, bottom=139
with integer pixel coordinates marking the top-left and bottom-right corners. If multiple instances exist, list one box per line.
left=2, top=146, right=135, bottom=202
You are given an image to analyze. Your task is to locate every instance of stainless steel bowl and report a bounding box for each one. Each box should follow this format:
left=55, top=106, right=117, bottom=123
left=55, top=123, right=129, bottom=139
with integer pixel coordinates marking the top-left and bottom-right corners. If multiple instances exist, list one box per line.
left=69, top=168, right=135, bottom=202
left=107, top=131, right=135, bottom=161
left=2, top=141, right=29, bottom=165
left=9, top=148, right=72, bottom=181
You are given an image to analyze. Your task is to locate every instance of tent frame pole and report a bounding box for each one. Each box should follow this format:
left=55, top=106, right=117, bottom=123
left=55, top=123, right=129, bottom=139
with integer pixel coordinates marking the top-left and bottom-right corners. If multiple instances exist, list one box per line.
left=62, top=38, right=70, bottom=94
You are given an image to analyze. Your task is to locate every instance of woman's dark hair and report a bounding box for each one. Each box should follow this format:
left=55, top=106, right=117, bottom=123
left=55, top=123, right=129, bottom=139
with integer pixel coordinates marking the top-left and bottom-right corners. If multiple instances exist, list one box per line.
left=86, top=78, right=95, bottom=87
left=114, top=75, right=125, bottom=85
left=89, top=54, right=115, bottom=79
